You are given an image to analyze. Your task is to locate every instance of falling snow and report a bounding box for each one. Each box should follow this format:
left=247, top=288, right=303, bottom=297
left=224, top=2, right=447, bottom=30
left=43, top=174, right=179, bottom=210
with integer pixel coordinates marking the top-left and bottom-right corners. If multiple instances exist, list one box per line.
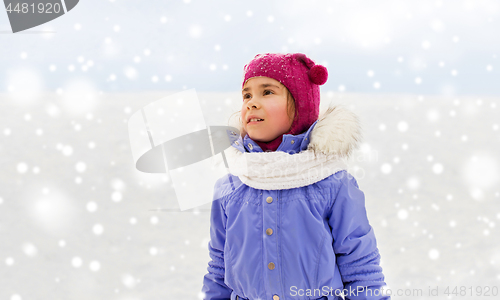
left=2, top=89, right=498, bottom=298
left=1, top=1, right=500, bottom=299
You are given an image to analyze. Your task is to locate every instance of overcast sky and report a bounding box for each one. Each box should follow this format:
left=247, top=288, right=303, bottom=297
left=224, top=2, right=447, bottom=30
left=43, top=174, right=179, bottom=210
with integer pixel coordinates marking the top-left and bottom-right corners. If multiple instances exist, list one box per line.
left=1, top=0, right=499, bottom=96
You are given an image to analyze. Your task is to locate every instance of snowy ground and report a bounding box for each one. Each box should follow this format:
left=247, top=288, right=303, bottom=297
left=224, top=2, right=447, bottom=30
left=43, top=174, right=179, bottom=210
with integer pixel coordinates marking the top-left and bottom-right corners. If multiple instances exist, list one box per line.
left=1, top=91, right=499, bottom=300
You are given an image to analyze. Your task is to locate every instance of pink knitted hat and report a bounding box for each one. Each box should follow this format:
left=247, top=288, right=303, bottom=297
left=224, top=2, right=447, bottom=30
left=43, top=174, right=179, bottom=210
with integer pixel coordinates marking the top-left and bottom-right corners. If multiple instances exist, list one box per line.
left=242, top=53, right=328, bottom=137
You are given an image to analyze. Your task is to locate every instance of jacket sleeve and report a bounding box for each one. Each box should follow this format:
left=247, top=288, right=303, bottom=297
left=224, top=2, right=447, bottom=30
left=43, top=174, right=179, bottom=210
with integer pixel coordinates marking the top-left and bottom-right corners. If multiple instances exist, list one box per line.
left=327, top=171, right=390, bottom=300
left=201, top=193, right=233, bottom=300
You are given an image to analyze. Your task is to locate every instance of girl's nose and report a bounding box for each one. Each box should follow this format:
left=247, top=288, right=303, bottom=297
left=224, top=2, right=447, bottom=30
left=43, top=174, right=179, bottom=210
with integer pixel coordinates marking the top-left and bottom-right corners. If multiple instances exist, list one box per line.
left=246, top=98, right=259, bottom=109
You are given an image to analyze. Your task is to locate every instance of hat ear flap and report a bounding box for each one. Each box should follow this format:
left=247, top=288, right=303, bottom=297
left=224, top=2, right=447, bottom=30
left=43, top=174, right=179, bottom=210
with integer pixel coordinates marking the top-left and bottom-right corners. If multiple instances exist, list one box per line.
left=293, top=53, right=315, bottom=69
left=293, top=53, right=328, bottom=85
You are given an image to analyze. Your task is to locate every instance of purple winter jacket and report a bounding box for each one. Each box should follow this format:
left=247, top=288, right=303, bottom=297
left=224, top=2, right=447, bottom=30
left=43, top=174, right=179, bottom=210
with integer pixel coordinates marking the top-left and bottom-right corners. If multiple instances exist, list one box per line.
left=202, top=105, right=390, bottom=300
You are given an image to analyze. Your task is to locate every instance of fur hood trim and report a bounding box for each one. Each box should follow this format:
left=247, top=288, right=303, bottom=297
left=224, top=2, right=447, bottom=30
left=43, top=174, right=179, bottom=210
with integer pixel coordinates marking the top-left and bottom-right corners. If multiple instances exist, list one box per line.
left=307, top=104, right=363, bottom=159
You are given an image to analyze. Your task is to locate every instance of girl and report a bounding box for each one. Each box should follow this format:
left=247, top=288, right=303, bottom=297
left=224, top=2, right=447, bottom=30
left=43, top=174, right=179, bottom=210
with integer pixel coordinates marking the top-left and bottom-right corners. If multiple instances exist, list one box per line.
left=202, top=53, right=390, bottom=300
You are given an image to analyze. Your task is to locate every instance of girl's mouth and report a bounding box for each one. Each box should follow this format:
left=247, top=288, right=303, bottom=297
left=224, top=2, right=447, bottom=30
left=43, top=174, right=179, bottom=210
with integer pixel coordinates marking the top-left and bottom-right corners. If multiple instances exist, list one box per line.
left=248, top=118, right=264, bottom=125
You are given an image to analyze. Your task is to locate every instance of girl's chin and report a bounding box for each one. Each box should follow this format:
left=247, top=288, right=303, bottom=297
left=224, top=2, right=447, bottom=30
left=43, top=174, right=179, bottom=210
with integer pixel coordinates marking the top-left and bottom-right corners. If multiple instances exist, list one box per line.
left=247, top=133, right=276, bottom=143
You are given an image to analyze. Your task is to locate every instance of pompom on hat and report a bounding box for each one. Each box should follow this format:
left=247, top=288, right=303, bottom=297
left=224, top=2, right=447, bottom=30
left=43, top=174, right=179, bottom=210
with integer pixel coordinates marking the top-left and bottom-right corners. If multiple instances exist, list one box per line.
left=242, top=53, right=328, bottom=149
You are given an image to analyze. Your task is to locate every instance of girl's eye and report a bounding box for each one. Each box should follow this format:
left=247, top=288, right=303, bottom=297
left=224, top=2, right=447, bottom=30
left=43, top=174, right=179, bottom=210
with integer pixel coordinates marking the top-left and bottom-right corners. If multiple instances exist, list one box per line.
left=242, top=90, right=272, bottom=101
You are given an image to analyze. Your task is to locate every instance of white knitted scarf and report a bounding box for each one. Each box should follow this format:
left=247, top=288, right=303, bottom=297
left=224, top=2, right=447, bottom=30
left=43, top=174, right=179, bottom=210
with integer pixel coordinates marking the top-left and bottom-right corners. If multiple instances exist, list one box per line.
left=224, top=147, right=348, bottom=190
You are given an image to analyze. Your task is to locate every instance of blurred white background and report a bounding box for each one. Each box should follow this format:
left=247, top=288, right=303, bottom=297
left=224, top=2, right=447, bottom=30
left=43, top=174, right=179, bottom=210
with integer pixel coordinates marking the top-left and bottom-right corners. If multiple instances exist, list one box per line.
left=0, top=1, right=499, bottom=299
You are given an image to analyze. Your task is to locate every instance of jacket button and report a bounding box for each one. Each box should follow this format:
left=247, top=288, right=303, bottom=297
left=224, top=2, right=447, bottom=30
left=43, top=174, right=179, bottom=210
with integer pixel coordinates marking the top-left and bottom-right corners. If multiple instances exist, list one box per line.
left=266, top=228, right=273, bottom=235
left=235, top=141, right=239, bottom=145
left=266, top=197, right=273, bottom=203
left=273, top=295, right=279, bottom=300
left=268, top=262, right=275, bottom=270
left=291, top=140, right=295, bottom=144
left=248, top=143, right=253, bottom=150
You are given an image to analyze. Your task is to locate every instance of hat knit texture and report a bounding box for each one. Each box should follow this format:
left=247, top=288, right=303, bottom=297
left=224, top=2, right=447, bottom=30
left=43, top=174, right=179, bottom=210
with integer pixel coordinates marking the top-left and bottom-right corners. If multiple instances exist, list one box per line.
left=242, top=53, right=328, bottom=151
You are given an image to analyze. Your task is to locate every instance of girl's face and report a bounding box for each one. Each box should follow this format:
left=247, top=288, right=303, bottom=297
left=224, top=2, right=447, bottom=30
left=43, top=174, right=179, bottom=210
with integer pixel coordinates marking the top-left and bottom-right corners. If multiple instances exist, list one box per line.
left=241, top=76, right=295, bottom=142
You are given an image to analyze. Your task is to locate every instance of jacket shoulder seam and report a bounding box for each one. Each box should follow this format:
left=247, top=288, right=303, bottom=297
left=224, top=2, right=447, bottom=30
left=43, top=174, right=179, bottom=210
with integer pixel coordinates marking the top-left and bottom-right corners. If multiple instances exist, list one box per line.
left=328, top=170, right=347, bottom=211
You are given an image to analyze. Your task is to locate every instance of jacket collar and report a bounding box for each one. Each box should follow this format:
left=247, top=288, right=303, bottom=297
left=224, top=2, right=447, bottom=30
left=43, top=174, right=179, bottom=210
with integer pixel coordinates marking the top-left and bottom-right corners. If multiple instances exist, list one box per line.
left=233, top=120, right=318, bottom=154
left=230, top=104, right=362, bottom=160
